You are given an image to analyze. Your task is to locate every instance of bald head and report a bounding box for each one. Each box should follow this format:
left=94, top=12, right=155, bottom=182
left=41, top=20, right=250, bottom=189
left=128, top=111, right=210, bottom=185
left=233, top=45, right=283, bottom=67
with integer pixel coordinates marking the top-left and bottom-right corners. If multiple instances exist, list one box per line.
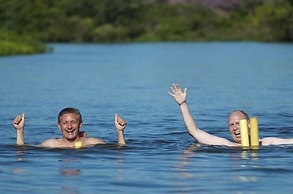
left=228, top=110, right=249, bottom=143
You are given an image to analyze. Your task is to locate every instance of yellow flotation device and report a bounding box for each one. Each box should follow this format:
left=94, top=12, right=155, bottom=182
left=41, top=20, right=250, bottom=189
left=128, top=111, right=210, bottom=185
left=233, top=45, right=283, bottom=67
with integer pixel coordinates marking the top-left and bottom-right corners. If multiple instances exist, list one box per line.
left=239, top=117, right=259, bottom=148
left=250, top=117, right=259, bottom=147
left=75, top=141, right=83, bottom=149
left=240, top=119, right=250, bottom=147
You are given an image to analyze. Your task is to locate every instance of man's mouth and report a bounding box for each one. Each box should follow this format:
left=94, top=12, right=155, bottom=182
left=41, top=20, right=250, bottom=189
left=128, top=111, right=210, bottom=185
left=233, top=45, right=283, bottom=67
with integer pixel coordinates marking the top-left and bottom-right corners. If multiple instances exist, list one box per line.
left=66, top=129, right=75, bottom=134
left=235, top=131, right=241, bottom=139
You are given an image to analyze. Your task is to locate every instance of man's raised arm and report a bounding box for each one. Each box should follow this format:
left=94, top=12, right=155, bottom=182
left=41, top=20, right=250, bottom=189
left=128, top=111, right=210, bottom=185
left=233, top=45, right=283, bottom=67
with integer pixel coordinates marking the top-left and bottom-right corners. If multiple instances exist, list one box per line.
left=12, top=113, right=25, bottom=146
left=168, top=84, right=238, bottom=147
left=115, top=114, right=127, bottom=146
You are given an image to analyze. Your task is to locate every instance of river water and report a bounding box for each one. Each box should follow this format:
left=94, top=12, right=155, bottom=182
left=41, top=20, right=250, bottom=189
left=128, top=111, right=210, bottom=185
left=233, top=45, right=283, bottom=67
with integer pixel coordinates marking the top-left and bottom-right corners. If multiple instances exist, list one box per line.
left=0, top=42, right=292, bottom=193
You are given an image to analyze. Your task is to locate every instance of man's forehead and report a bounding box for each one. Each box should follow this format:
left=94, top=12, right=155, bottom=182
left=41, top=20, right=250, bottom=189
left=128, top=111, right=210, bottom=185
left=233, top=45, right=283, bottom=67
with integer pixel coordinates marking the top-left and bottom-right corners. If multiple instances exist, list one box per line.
left=60, top=113, right=78, bottom=119
left=229, top=111, right=245, bottom=122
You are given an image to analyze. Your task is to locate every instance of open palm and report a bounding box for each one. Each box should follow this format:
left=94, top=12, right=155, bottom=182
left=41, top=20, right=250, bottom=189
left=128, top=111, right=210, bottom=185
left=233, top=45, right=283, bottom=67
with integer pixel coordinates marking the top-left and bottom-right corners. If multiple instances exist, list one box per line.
left=168, top=83, right=187, bottom=105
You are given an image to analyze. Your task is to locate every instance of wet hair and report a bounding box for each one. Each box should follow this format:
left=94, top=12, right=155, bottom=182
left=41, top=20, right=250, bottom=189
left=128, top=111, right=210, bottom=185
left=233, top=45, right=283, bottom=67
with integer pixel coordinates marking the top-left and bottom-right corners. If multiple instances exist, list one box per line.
left=58, top=108, right=83, bottom=123
left=230, top=110, right=249, bottom=120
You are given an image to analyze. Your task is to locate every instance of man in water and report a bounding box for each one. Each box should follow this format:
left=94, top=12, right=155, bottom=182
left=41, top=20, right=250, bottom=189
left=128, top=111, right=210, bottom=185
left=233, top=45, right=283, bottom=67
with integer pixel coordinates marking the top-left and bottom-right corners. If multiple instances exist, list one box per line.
left=12, top=107, right=127, bottom=148
left=168, top=83, right=293, bottom=146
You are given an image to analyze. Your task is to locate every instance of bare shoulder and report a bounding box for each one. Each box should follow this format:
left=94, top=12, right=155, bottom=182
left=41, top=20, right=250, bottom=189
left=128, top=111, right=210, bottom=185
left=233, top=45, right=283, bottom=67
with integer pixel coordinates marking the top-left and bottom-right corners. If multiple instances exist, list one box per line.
left=84, top=137, right=106, bottom=146
left=39, top=138, right=61, bottom=148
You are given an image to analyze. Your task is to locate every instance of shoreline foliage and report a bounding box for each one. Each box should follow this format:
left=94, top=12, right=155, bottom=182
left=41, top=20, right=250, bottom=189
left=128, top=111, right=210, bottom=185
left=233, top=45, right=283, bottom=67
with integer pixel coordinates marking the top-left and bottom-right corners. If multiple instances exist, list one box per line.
left=0, top=0, right=292, bottom=55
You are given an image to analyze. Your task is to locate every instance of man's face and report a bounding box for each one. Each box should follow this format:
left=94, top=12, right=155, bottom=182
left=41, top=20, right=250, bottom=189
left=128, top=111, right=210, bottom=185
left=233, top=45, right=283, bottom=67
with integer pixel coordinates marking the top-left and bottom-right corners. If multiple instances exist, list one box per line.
left=228, top=111, right=247, bottom=143
left=58, top=113, right=82, bottom=141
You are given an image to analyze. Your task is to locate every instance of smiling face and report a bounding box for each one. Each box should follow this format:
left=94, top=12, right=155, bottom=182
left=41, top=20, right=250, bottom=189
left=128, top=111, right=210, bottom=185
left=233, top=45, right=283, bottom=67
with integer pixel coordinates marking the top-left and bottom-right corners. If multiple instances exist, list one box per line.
left=58, top=113, right=82, bottom=141
left=228, top=111, right=248, bottom=143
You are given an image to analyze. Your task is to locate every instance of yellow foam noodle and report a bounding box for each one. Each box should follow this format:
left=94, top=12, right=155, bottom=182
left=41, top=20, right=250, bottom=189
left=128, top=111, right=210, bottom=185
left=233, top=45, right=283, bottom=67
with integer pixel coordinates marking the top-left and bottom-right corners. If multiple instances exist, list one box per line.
left=239, top=119, right=250, bottom=147
left=75, top=141, right=83, bottom=149
left=250, top=117, right=259, bottom=147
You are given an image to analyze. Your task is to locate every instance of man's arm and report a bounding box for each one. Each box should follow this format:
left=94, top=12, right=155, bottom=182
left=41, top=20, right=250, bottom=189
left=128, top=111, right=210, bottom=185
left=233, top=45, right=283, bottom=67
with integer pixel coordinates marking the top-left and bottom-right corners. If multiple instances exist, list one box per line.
left=168, top=84, right=238, bottom=147
left=261, top=137, right=293, bottom=146
left=12, top=113, right=25, bottom=146
left=115, top=114, right=127, bottom=146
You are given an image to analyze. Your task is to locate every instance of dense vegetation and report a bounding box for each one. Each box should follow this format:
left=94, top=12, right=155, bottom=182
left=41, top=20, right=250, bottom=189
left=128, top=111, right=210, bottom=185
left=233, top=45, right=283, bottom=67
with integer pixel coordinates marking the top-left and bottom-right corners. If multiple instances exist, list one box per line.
left=0, top=0, right=292, bottom=55
left=0, top=29, right=47, bottom=55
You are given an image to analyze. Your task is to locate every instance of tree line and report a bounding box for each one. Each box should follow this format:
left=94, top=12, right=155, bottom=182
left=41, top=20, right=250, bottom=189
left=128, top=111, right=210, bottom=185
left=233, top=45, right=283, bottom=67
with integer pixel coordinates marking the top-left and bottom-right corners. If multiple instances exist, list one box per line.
left=0, top=0, right=292, bottom=55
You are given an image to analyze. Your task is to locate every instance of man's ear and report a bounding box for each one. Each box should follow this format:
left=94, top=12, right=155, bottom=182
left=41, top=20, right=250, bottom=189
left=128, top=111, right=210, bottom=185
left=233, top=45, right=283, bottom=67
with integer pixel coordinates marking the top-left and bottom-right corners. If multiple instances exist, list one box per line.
left=57, top=122, right=61, bottom=130
left=79, top=122, right=83, bottom=128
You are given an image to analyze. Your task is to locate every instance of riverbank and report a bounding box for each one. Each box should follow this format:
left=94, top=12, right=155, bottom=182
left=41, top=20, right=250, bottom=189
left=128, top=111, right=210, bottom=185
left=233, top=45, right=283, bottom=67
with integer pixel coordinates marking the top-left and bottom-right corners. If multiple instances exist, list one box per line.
left=0, top=41, right=47, bottom=56
left=0, top=0, right=292, bottom=56
left=0, top=30, right=48, bottom=56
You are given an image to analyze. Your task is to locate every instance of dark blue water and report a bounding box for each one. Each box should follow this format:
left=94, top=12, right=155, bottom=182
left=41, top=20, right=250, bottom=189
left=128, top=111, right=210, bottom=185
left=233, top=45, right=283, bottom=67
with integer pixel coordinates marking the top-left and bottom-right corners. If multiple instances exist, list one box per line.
left=0, top=42, right=293, bottom=193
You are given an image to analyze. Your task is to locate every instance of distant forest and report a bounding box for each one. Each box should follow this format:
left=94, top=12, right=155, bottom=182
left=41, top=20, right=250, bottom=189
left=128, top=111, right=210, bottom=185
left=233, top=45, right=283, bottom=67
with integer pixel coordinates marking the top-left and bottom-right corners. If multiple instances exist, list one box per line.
left=0, top=0, right=292, bottom=55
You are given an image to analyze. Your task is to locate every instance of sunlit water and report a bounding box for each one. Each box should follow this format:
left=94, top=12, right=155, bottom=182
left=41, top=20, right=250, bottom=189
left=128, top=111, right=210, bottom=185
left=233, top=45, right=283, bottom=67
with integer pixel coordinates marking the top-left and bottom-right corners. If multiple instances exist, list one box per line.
left=0, top=42, right=293, bottom=193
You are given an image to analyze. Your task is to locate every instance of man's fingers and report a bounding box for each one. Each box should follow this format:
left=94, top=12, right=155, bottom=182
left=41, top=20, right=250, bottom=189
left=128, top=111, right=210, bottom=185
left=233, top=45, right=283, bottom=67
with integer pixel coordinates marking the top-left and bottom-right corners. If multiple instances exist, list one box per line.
left=168, top=92, right=174, bottom=97
left=117, top=115, right=127, bottom=126
left=21, top=113, right=25, bottom=120
left=13, top=113, right=25, bottom=125
left=114, top=113, right=118, bottom=122
left=13, top=115, right=21, bottom=125
left=170, top=86, right=175, bottom=93
left=115, top=113, right=127, bottom=126
left=184, top=87, right=187, bottom=94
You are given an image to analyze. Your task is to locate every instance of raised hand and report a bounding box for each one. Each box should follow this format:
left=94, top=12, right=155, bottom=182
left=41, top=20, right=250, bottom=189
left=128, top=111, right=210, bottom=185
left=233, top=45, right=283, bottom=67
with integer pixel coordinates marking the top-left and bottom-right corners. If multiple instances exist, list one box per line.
left=115, top=114, right=127, bottom=132
left=12, top=113, right=25, bottom=146
left=12, top=113, right=25, bottom=131
left=168, top=83, right=187, bottom=105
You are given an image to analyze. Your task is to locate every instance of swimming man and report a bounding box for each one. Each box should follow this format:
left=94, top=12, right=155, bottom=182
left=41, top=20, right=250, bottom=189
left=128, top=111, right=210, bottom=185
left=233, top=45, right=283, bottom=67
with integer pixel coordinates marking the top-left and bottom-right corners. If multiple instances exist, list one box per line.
left=168, top=83, right=293, bottom=146
left=13, top=107, right=127, bottom=148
